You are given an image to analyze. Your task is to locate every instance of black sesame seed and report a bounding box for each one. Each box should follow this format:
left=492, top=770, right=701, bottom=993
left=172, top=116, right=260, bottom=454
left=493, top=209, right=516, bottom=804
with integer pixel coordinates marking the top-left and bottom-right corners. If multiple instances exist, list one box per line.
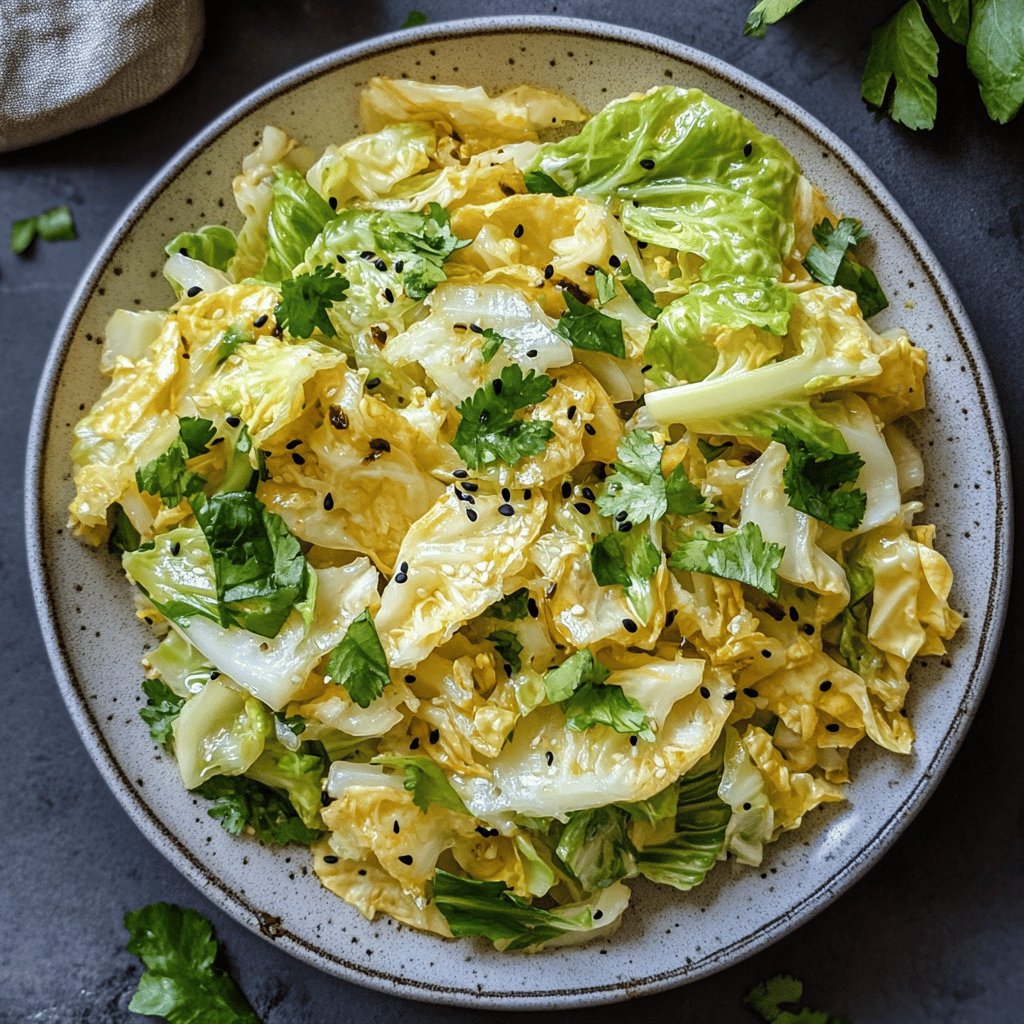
left=429, top=729, right=440, bottom=744
left=393, top=820, right=401, bottom=834
left=466, top=508, right=478, bottom=522
left=561, top=481, right=572, bottom=499
left=328, top=195, right=338, bottom=209
left=639, top=158, right=656, bottom=169
left=226, top=415, right=241, bottom=428
left=789, top=606, right=800, bottom=622
left=210, top=670, right=220, bottom=679
left=358, top=868, right=367, bottom=876
left=545, top=750, right=554, bottom=766
left=399, top=561, right=408, bottom=574
left=453, top=468, right=469, bottom=478
left=665, top=609, right=677, bottom=626
left=574, top=502, right=591, bottom=515
left=585, top=264, right=597, bottom=276
left=544, top=263, right=554, bottom=279
left=394, top=572, right=408, bottom=584
left=637, top=240, right=648, bottom=249
left=567, top=404, right=577, bottom=421
left=527, top=597, right=539, bottom=618
left=329, top=406, right=349, bottom=430
left=383, top=287, right=394, bottom=303
left=825, top=723, right=840, bottom=733
left=475, top=826, right=491, bottom=838
left=761, top=649, right=772, bottom=658
left=743, top=141, right=753, bottom=157
left=394, top=259, right=404, bottom=273
left=285, top=438, right=301, bottom=450
left=365, top=377, right=381, bottom=389
left=584, top=423, right=597, bottom=436
left=492, top=377, right=503, bottom=396
left=629, top=734, right=639, bottom=746
left=409, top=736, right=420, bottom=749
left=369, top=437, right=391, bottom=453
left=375, top=258, right=387, bottom=272
left=170, top=542, right=181, bottom=557
left=253, top=314, right=268, bottom=327
left=609, top=254, right=621, bottom=268
left=323, top=855, right=339, bottom=864
left=524, top=488, right=532, bottom=500
left=581, top=487, right=596, bottom=501
left=615, top=510, right=628, bottom=522
left=462, top=481, right=478, bottom=492
left=525, top=348, right=538, bottom=358
left=478, top=409, right=490, bottom=424
left=186, top=285, right=202, bottom=297
left=819, top=680, right=833, bottom=692
left=323, top=492, right=334, bottom=511
left=498, top=503, right=514, bottom=517
left=501, top=487, right=511, bottom=501
left=291, top=452, right=305, bottom=465
left=743, top=802, right=752, bottom=811
left=618, top=521, right=633, bottom=533
left=724, top=690, right=737, bottom=701
left=513, top=223, right=524, bottom=238
left=622, top=618, right=638, bottom=633
left=700, top=686, right=711, bottom=698
left=398, top=854, right=414, bottom=865
left=337, top=254, right=347, bottom=264
left=359, top=250, right=374, bottom=260
left=405, top=674, right=416, bottom=683
left=802, top=623, right=815, bottom=635
left=711, top=520, right=725, bottom=535
left=743, top=687, right=759, bottom=698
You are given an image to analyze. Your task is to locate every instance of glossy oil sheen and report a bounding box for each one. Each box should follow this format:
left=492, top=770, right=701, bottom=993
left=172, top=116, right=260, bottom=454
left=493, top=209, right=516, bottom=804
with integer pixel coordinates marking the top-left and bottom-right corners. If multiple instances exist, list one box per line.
left=26, top=17, right=1011, bottom=1009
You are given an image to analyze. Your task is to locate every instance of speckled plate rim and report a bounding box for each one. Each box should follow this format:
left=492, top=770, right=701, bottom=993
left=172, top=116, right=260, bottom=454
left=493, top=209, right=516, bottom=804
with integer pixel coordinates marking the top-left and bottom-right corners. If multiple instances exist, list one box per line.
left=26, top=15, right=1013, bottom=1009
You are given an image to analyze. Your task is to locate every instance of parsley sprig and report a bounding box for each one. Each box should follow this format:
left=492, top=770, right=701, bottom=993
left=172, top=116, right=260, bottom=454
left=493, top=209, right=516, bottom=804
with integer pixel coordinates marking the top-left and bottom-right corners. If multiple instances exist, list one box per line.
left=274, top=266, right=349, bottom=339
left=324, top=609, right=391, bottom=708
left=803, top=218, right=888, bottom=319
left=452, top=365, right=555, bottom=469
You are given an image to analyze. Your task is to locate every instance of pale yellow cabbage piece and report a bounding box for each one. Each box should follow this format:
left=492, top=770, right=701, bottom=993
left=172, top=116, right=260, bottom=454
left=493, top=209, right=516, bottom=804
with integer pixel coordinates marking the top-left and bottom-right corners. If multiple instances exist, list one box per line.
left=375, top=488, right=549, bottom=668
left=360, top=77, right=587, bottom=156
left=258, top=366, right=457, bottom=571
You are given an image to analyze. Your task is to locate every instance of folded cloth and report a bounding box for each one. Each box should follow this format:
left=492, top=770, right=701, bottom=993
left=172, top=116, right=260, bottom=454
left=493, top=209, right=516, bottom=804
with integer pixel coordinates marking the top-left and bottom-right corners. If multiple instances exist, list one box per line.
left=0, top=0, right=205, bottom=153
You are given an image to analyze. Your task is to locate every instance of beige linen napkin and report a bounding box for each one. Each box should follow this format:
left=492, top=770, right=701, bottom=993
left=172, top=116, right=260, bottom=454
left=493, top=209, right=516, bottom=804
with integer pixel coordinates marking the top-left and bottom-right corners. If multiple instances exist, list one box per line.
left=0, top=0, right=205, bottom=153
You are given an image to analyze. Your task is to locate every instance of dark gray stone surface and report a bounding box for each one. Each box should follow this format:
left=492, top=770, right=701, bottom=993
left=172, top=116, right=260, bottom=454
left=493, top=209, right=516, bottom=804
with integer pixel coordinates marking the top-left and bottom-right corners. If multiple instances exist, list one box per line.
left=1, top=2, right=1021, bottom=1021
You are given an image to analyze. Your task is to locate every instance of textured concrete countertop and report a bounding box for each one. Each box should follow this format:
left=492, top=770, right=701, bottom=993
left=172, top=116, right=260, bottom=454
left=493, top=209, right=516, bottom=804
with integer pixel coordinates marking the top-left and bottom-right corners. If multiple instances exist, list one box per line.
left=2, top=2, right=1022, bottom=1021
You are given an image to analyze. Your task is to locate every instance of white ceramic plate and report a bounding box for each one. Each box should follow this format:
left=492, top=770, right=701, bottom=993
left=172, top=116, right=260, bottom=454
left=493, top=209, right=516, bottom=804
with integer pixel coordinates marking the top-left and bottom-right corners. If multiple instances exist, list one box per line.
left=27, top=16, right=1012, bottom=1009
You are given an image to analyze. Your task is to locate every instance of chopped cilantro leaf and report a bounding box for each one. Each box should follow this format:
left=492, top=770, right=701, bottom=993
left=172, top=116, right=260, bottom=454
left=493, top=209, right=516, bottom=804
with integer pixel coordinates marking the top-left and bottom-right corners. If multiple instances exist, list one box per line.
left=594, top=268, right=617, bottom=304
left=452, top=364, right=555, bottom=469
left=487, top=629, right=524, bottom=674
left=861, top=0, right=940, bottom=130
left=564, top=682, right=654, bottom=740
left=669, top=522, right=784, bottom=596
left=544, top=649, right=610, bottom=703
left=136, top=441, right=206, bottom=508
left=803, top=218, right=888, bottom=318
left=139, top=678, right=185, bottom=747
left=598, top=429, right=710, bottom=526
left=554, top=291, right=626, bottom=358
left=774, top=426, right=867, bottom=531
left=590, top=529, right=662, bottom=622
left=218, top=324, right=254, bottom=362
left=124, top=902, right=259, bottom=1023
left=108, top=504, right=142, bottom=555
left=373, top=756, right=469, bottom=814
left=198, top=774, right=321, bottom=846
left=325, top=609, right=391, bottom=708
left=178, top=416, right=217, bottom=457
left=11, top=205, right=76, bottom=255
left=697, top=438, right=732, bottom=463
left=619, top=268, right=661, bottom=319
left=483, top=587, right=531, bottom=620
left=480, top=326, right=511, bottom=363
left=274, top=265, right=349, bottom=339
left=523, top=170, right=568, bottom=196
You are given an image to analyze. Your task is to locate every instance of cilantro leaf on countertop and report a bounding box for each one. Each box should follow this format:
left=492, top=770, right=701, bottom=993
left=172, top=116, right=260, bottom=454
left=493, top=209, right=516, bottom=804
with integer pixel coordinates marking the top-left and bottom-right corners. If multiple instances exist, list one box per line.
left=452, top=364, right=555, bottom=469
left=774, top=426, right=867, bottom=531
left=324, top=608, right=391, bottom=708
left=10, top=205, right=77, bottom=255
left=597, top=429, right=710, bottom=526
left=274, top=265, right=349, bottom=339
left=967, top=0, right=1024, bottom=123
left=670, top=522, right=784, bottom=597
left=744, top=0, right=808, bottom=37
left=861, top=0, right=941, bottom=129
left=124, top=902, right=260, bottom=1023
left=555, top=290, right=627, bottom=358
left=401, top=10, right=429, bottom=28
left=803, top=218, right=888, bottom=318
left=743, top=973, right=851, bottom=1023
left=373, top=755, right=470, bottom=814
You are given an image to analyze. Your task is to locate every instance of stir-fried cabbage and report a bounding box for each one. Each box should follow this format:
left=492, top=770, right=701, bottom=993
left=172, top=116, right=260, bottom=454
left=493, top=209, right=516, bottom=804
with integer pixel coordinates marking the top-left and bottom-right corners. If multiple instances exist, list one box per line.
left=69, top=77, right=960, bottom=952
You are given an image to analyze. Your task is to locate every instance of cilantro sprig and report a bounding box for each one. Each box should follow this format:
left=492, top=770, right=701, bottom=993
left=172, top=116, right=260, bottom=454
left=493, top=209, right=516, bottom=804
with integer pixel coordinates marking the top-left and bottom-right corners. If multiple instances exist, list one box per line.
left=597, top=429, right=711, bottom=527
left=554, top=291, right=626, bottom=358
left=745, top=0, right=1023, bottom=129
left=198, top=774, right=322, bottom=847
left=804, top=218, right=888, bottom=318
left=10, top=205, right=76, bottom=255
left=124, top=903, right=260, bottom=1023
left=135, top=416, right=217, bottom=508
left=274, top=266, right=349, bottom=339
left=744, top=973, right=850, bottom=1023
left=669, top=522, right=785, bottom=596
left=452, top=364, right=555, bottom=469
left=773, top=426, right=867, bottom=531
left=324, top=609, right=391, bottom=708
left=373, top=755, right=469, bottom=814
